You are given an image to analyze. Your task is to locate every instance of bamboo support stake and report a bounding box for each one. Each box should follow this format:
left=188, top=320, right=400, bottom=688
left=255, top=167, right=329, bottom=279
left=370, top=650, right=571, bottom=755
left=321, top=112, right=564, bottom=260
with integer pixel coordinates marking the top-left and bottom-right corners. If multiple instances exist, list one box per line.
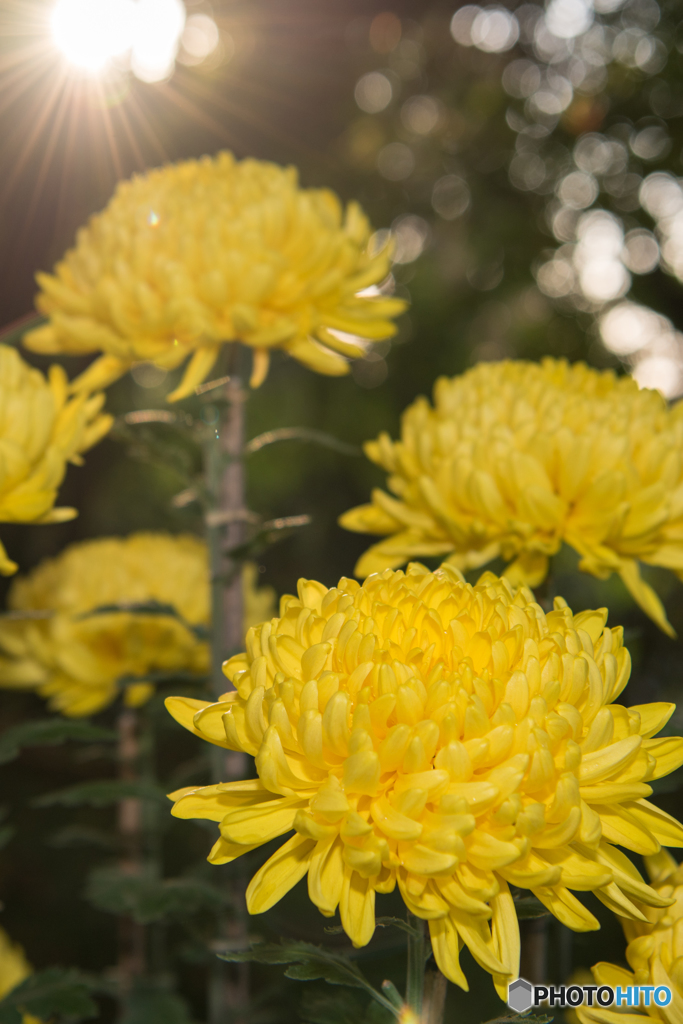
left=117, top=708, right=145, bottom=1000
left=204, top=349, right=250, bottom=1024
left=423, top=970, right=447, bottom=1024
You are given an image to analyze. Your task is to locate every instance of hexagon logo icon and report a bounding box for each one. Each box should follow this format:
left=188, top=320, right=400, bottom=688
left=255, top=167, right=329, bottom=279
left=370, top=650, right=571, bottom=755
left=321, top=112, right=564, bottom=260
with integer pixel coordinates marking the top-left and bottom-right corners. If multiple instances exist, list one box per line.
left=508, top=978, right=534, bottom=1013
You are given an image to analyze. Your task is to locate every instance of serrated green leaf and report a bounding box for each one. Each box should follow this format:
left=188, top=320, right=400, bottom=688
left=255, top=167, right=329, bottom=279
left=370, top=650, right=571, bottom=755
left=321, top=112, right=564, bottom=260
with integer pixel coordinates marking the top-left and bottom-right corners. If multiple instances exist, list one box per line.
left=219, top=942, right=399, bottom=1019
left=85, top=866, right=229, bottom=923
left=34, top=779, right=168, bottom=808
left=119, top=979, right=193, bottom=1024
left=0, top=968, right=97, bottom=1024
left=285, top=962, right=354, bottom=985
left=0, top=720, right=117, bottom=765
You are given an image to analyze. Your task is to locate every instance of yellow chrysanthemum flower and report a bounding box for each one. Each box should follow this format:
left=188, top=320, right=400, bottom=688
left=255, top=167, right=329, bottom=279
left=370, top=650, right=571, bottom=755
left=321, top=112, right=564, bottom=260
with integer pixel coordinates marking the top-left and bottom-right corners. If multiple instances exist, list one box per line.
left=165, top=563, right=683, bottom=998
left=24, top=152, right=406, bottom=400
left=578, top=851, right=683, bottom=1024
left=0, top=533, right=275, bottom=717
left=0, top=926, right=40, bottom=1024
left=0, top=344, right=112, bottom=576
left=0, top=927, right=31, bottom=1001
left=340, top=359, right=683, bottom=636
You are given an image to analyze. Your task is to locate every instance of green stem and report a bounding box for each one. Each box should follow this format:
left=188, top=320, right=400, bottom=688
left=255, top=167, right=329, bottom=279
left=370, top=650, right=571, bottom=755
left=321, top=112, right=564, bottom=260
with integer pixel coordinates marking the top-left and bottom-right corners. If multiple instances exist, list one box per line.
left=406, top=912, right=426, bottom=1019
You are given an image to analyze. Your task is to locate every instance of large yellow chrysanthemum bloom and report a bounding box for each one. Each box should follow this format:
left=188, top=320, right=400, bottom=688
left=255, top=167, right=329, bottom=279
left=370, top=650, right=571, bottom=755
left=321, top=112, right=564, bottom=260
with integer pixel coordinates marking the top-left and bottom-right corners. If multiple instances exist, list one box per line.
left=578, top=850, right=683, bottom=1024
left=0, top=344, right=112, bottom=576
left=0, top=533, right=274, bottom=717
left=24, top=152, right=406, bottom=400
left=165, top=563, right=683, bottom=998
left=340, top=359, right=683, bottom=637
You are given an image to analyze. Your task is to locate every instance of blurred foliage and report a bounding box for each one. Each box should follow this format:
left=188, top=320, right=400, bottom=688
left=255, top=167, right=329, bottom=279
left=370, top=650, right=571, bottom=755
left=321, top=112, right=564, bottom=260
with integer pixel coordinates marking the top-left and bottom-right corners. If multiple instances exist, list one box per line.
left=0, top=0, right=683, bottom=1022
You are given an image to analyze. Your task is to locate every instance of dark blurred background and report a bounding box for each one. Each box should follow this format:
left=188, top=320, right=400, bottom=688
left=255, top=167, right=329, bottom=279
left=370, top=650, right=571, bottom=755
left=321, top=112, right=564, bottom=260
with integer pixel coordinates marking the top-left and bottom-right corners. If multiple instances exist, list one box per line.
left=1, top=0, right=683, bottom=1020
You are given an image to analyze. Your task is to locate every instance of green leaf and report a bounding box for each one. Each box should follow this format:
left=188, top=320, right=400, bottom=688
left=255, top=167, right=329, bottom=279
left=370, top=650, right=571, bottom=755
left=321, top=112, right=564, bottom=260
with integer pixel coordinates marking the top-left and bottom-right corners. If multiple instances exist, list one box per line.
left=512, top=896, right=550, bottom=920
left=364, top=1003, right=396, bottom=1024
left=0, top=720, right=117, bottom=765
left=119, top=979, right=193, bottom=1024
left=219, top=942, right=399, bottom=1019
left=85, top=866, right=229, bottom=923
left=245, top=427, right=361, bottom=458
left=48, top=825, right=119, bottom=850
left=77, top=601, right=209, bottom=642
left=301, top=989, right=368, bottom=1024
left=34, top=779, right=168, bottom=808
left=110, top=417, right=200, bottom=489
left=0, top=968, right=97, bottom=1024
left=224, top=515, right=312, bottom=564
left=0, top=826, right=14, bottom=850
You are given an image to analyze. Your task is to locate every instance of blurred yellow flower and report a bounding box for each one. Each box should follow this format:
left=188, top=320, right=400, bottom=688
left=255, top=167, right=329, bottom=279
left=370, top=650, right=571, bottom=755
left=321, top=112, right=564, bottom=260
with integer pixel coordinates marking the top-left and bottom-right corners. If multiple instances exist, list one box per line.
left=0, top=533, right=274, bottom=717
left=0, top=344, right=111, bottom=576
left=340, top=359, right=683, bottom=636
left=24, top=152, right=406, bottom=400
left=578, top=850, right=683, bottom=1024
left=0, top=927, right=31, bottom=1001
left=166, top=563, right=683, bottom=997
left=0, top=927, right=41, bottom=1024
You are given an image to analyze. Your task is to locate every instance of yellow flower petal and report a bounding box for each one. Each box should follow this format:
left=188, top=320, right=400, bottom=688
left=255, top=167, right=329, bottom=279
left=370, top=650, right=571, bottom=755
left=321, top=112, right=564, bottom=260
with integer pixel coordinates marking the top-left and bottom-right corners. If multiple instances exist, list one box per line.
left=246, top=833, right=316, bottom=914
left=167, top=346, right=219, bottom=402
left=308, top=836, right=344, bottom=916
left=620, top=560, right=675, bottom=638
left=644, top=737, right=683, bottom=780
left=429, top=916, right=469, bottom=991
left=208, top=837, right=259, bottom=865
left=626, top=799, right=683, bottom=847
left=631, top=702, right=675, bottom=738
left=532, top=885, right=600, bottom=931
left=450, top=907, right=507, bottom=976
left=340, top=870, right=376, bottom=948
left=491, top=877, right=520, bottom=1001
left=220, top=795, right=306, bottom=845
